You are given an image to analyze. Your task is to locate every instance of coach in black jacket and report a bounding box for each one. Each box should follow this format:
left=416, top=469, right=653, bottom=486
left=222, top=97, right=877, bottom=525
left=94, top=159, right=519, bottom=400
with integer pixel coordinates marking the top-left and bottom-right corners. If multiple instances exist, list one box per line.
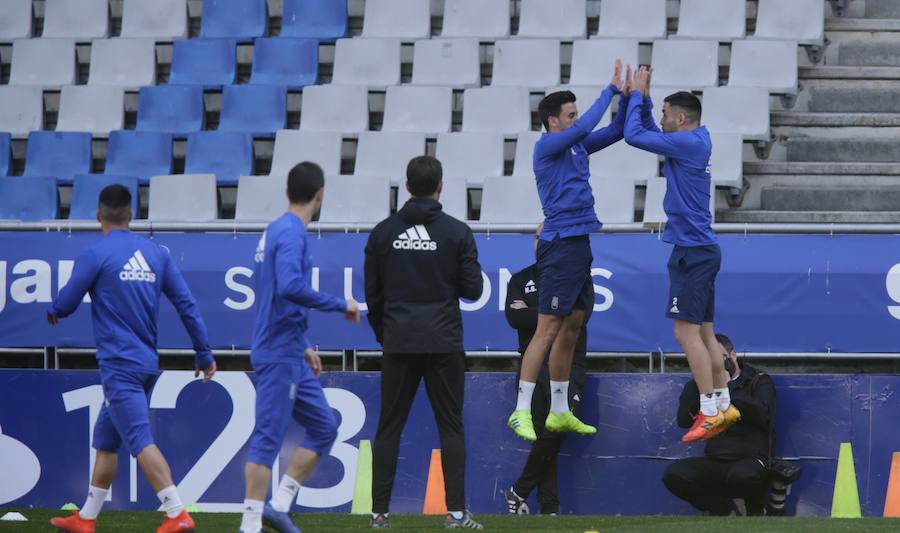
left=662, top=334, right=776, bottom=516
left=364, top=155, right=484, bottom=528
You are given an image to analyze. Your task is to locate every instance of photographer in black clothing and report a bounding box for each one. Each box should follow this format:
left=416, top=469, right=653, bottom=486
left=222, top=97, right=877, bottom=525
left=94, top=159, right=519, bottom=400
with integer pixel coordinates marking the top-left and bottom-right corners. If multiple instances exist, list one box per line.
left=662, top=334, right=776, bottom=516
left=504, top=224, right=590, bottom=515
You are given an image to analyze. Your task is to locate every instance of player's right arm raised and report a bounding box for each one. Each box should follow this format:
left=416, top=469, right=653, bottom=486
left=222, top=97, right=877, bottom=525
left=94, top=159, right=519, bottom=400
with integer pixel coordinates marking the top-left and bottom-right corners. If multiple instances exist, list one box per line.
left=47, top=248, right=100, bottom=324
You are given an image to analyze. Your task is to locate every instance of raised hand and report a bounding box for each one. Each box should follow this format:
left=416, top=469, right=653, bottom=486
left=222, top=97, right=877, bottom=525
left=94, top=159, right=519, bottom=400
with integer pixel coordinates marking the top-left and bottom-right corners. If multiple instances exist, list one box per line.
left=632, top=66, right=650, bottom=96
left=610, top=59, right=624, bottom=92
left=643, top=67, right=653, bottom=97
left=345, top=298, right=361, bottom=323
left=623, top=64, right=633, bottom=96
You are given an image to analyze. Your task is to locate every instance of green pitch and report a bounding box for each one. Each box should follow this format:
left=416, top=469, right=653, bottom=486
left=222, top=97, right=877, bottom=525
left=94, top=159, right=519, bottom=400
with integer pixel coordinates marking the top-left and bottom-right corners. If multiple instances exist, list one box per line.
left=5, top=510, right=899, bottom=532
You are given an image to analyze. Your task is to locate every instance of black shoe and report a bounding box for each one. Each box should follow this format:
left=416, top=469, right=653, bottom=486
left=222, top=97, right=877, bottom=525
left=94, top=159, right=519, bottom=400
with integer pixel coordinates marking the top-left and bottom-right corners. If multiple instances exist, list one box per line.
left=505, top=486, right=530, bottom=515
left=369, top=513, right=390, bottom=528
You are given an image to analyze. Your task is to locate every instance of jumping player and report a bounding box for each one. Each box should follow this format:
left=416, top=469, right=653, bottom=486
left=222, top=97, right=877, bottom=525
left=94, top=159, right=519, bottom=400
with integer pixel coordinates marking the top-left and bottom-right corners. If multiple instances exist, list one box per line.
left=623, top=66, right=740, bottom=443
left=48, top=185, right=217, bottom=533
left=239, top=162, right=361, bottom=533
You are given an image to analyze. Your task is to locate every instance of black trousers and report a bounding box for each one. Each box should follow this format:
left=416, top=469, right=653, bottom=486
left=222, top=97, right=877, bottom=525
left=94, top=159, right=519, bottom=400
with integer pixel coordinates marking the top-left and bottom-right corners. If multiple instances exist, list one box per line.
left=662, top=456, right=769, bottom=515
left=372, top=352, right=466, bottom=513
left=512, top=358, right=586, bottom=514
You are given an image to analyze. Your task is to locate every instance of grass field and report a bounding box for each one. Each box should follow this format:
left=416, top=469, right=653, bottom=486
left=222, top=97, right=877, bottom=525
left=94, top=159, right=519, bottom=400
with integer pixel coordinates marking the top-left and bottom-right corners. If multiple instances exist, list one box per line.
left=5, top=510, right=899, bottom=533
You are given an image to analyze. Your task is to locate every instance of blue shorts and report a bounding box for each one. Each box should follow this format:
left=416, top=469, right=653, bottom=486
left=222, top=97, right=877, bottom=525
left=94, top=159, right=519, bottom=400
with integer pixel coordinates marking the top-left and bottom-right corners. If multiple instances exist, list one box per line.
left=247, top=361, right=338, bottom=467
left=93, top=365, right=159, bottom=457
left=537, top=235, right=594, bottom=316
left=666, top=244, right=721, bottom=325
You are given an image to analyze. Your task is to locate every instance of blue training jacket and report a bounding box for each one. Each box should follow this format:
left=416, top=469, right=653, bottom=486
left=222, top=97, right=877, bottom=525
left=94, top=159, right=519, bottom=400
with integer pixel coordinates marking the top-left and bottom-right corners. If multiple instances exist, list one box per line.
left=623, top=91, right=717, bottom=247
left=533, top=84, right=628, bottom=241
left=48, top=229, right=214, bottom=372
left=251, top=212, right=347, bottom=366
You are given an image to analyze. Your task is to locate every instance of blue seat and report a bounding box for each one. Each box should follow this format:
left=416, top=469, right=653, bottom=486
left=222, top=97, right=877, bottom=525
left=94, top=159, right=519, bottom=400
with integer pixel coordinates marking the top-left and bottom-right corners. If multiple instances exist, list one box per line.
left=23, top=132, right=92, bottom=186
left=70, top=174, right=140, bottom=220
left=281, top=0, right=347, bottom=42
left=200, top=0, right=267, bottom=41
left=105, top=131, right=174, bottom=186
left=218, top=85, right=286, bottom=136
left=169, top=39, right=236, bottom=88
left=185, top=131, right=253, bottom=186
left=251, top=38, right=318, bottom=89
left=0, top=176, right=58, bottom=221
left=137, top=85, right=205, bottom=136
left=0, top=133, right=11, bottom=176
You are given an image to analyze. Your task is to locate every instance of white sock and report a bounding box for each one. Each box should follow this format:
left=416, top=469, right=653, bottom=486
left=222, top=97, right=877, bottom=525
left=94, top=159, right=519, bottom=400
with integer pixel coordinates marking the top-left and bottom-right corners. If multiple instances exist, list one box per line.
left=449, top=511, right=464, bottom=519
left=157, top=485, right=184, bottom=519
left=700, top=393, right=718, bottom=417
left=549, top=380, right=569, bottom=415
left=714, top=387, right=731, bottom=411
left=269, top=474, right=300, bottom=513
left=515, top=380, right=536, bottom=411
left=240, top=499, right=264, bottom=533
left=80, top=485, right=107, bottom=520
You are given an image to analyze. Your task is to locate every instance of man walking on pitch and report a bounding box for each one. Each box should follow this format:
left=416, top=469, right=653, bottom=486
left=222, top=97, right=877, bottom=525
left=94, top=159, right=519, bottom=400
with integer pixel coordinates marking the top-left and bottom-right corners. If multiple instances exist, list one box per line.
left=508, top=60, right=629, bottom=442
left=48, top=185, right=217, bottom=533
left=623, top=67, right=740, bottom=442
left=239, top=162, right=361, bottom=533
left=365, top=156, right=484, bottom=529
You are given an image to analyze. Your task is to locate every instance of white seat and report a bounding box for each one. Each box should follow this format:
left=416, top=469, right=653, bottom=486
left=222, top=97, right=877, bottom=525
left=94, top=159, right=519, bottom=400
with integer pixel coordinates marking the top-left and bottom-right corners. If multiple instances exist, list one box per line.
left=436, top=132, right=504, bottom=186
left=545, top=86, right=612, bottom=128
left=0, top=0, right=32, bottom=41
left=382, top=86, right=453, bottom=134
left=354, top=132, right=426, bottom=185
left=709, top=133, right=743, bottom=188
left=491, top=39, right=560, bottom=90
left=270, top=130, right=343, bottom=177
left=753, top=0, right=824, bottom=45
left=591, top=176, right=635, bottom=223
left=42, top=0, right=109, bottom=39
left=480, top=176, right=543, bottom=224
left=569, top=39, right=639, bottom=87
left=728, top=40, right=798, bottom=94
left=149, top=174, right=218, bottom=221
left=702, top=87, right=769, bottom=140
left=412, top=38, right=480, bottom=88
left=235, top=175, right=287, bottom=221
left=642, top=177, right=668, bottom=224
left=56, top=85, right=125, bottom=136
left=0, top=86, right=43, bottom=138
left=651, top=40, right=719, bottom=90
left=517, top=0, right=586, bottom=39
left=9, top=38, right=76, bottom=88
left=300, top=85, right=369, bottom=134
left=590, top=142, right=659, bottom=183
left=595, top=0, right=666, bottom=41
left=121, top=0, right=187, bottom=40
left=398, top=179, right=468, bottom=221
left=512, top=131, right=543, bottom=177
left=441, top=0, right=509, bottom=39
left=362, top=0, right=430, bottom=39
left=675, top=0, right=746, bottom=42
left=462, top=87, right=532, bottom=134
left=318, top=175, right=391, bottom=223
left=331, top=38, right=401, bottom=90
left=88, top=38, right=157, bottom=89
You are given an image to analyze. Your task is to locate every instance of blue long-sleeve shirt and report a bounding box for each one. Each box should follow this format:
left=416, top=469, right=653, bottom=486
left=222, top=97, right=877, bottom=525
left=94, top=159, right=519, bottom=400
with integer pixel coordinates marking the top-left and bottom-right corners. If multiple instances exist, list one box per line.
left=48, top=229, right=214, bottom=372
left=534, top=84, right=627, bottom=241
left=624, top=92, right=717, bottom=247
left=251, top=212, right=347, bottom=366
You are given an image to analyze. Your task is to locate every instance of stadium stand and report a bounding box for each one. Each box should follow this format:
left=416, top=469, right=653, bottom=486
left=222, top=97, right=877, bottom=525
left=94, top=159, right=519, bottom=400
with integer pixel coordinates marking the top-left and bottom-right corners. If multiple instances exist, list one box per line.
left=88, top=38, right=157, bottom=89
left=0, top=86, right=43, bottom=137
left=589, top=142, right=660, bottom=183
left=331, top=37, right=401, bottom=89
left=591, top=176, right=635, bottom=223
left=411, top=38, right=480, bottom=88
left=280, top=0, right=347, bottom=42
left=440, top=0, right=509, bottom=39
left=318, top=175, right=391, bottom=223
left=435, top=132, right=505, bottom=186
left=0, top=0, right=32, bottom=41
left=462, top=87, right=531, bottom=134
left=9, top=38, right=76, bottom=88
left=105, top=131, right=174, bottom=186
left=753, top=0, right=825, bottom=45
left=595, top=0, right=667, bottom=41
left=148, top=174, right=217, bottom=221
left=270, top=130, right=342, bottom=177
left=701, top=87, right=771, bottom=141
left=23, top=132, right=92, bottom=186
left=250, top=38, right=319, bottom=89
left=120, top=0, right=187, bottom=40
left=674, top=0, right=746, bottom=41
left=136, top=85, right=205, bottom=134
left=235, top=175, right=287, bottom=221
left=168, top=38, right=237, bottom=88
left=42, top=0, right=109, bottom=40
left=642, top=177, right=669, bottom=224
left=397, top=177, right=469, bottom=221
left=0, top=176, right=57, bottom=221
left=199, top=0, right=267, bottom=41
left=0, top=133, right=11, bottom=176
left=69, top=174, right=140, bottom=220
left=512, top=131, right=542, bottom=178
left=728, top=40, right=799, bottom=94
left=300, top=84, right=369, bottom=133
left=517, top=0, right=587, bottom=40
left=490, top=39, right=561, bottom=90
left=709, top=134, right=744, bottom=188
left=650, top=40, right=720, bottom=90
left=480, top=176, right=543, bottom=224
left=568, top=39, right=639, bottom=87
left=353, top=131, right=426, bottom=185
left=55, top=85, right=125, bottom=136
left=184, top=131, right=254, bottom=186
left=545, top=86, right=612, bottom=127
left=381, top=86, right=453, bottom=134
left=361, top=0, right=429, bottom=39
left=217, top=84, right=287, bottom=135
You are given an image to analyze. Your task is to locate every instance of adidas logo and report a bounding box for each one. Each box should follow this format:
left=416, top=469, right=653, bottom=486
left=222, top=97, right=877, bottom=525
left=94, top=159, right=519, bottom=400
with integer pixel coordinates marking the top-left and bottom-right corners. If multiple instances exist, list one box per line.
left=392, top=225, right=437, bottom=251
left=119, top=250, right=156, bottom=283
left=524, top=280, right=536, bottom=294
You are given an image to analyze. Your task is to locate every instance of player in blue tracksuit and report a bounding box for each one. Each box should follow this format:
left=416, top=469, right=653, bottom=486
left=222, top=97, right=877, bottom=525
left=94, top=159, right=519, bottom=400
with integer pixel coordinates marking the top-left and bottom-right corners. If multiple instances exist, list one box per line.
left=624, top=66, right=741, bottom=444
left=239, top=162, right=361, bottom=533
left=47, top=185, right=216, bottom=533
left=508, top=60, right=629, bottom=442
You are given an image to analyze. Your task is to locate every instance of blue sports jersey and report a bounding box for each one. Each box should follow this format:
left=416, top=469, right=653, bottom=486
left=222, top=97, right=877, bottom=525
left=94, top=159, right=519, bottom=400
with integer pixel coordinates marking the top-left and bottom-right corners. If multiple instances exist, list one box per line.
left=48, top=229, right=213, bottom=372
left=533, top=84, right=628, bottom=241
left=251, top=212, right=347, bottom=366
left=624, top=92, right=717, bottom=247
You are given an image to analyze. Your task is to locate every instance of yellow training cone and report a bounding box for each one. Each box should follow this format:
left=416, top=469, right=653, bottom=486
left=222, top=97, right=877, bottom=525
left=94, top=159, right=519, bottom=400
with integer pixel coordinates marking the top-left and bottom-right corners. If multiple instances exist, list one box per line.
left=831, top=442, right=861, bottom=518
left=351, top=440, right=373, bottom=514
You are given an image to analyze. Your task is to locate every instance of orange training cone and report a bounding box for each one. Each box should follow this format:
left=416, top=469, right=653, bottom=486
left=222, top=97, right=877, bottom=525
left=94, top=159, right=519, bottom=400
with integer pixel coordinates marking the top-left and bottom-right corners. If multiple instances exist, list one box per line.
left=422, top=449, right=448, bottom=515
left=883, top=452, right=900, bottom=517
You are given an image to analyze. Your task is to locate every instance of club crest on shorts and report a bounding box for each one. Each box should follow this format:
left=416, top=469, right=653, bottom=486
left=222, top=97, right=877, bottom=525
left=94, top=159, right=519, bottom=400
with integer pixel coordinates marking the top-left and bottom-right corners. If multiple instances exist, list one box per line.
left=551, top=296, right=559, bottom=310
left=669, top=297, right=680, bottom=314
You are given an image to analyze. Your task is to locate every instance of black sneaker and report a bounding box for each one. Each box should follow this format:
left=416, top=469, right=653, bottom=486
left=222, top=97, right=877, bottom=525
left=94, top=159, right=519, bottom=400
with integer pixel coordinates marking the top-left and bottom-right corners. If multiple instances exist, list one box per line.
left=370, top=513, right=390, bottom=528
left=505, top=486, right=530, bottom=515
left=444, top=511, right=483, bottom=529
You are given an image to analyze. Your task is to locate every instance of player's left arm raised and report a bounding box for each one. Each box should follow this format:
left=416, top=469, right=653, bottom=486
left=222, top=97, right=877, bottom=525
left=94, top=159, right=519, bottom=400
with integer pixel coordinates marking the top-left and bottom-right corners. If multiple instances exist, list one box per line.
left=623, top=67, right=698, bottom=158
left=160, top=250, right=216, bottom=383
left=47, top=248, right=100, bottom=325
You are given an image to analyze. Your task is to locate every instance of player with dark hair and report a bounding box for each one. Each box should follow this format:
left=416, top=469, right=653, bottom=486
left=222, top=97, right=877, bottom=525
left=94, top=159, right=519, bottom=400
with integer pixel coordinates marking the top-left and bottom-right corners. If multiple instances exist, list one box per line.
left=239, top=162, right=361, bottom=533
left=508, top=60, right=630, bottom=442
left=624, top=67, right=740, bottom=443
left=48, top=185, right=217, bottom=533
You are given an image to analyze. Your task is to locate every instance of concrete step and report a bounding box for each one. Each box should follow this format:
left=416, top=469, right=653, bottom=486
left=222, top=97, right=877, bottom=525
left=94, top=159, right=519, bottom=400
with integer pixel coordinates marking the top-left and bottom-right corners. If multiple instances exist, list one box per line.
left=800, top=66, right=900, bottom=80
left=807, top=87, right=900, bottom=112
left=716, top=210, right=900, bottom=223
left=745, top=161, right=900, bottom=175
left=772, top=112, right=900, bottom=127
left=786, top=138, right=900, bottom=162
left=826, top=18, right=900, bottom=32
left=838, top=42, right=900, bottom=67
left=760, top=186, right=900, bottom=211
left=867, top=0, right=900, bottom=19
